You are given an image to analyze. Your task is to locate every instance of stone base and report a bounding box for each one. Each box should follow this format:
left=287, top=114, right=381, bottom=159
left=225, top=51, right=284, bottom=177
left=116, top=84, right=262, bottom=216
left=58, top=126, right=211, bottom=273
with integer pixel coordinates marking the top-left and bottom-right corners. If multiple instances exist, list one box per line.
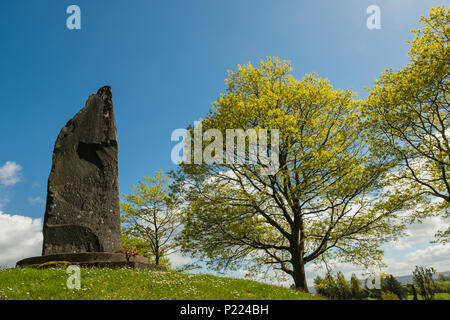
left=15, top=252, right=166, bottom=271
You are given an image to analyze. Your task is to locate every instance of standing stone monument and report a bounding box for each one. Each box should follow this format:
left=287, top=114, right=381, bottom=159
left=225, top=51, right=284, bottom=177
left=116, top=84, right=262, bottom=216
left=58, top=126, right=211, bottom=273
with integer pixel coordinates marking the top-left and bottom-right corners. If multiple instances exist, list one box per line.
left=16, top=86, right=164, bottom=270
left=42, top=85, right=121, bottom=255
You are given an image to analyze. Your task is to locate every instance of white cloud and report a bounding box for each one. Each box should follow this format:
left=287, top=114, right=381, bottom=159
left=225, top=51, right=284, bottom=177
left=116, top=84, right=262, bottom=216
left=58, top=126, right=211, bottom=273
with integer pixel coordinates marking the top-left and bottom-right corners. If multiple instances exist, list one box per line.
left=0, top=161, right=22, bottom=186
left=404, top=244, right=450, bottom=268
left=391, top=216, right=449, bottom=250
left=406, top=244, right=450, bottom=267
left=167, top=251, right=193, bottom=266
left=383, top=243, right=450, bottom=275
left=0, top=211, right=42, bottom=267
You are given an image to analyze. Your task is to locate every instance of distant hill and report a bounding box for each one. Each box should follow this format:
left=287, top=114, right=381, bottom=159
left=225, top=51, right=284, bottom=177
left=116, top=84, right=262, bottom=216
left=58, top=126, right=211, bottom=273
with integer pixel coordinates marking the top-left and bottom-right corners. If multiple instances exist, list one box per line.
left=394, top=271, right=450, bottom=285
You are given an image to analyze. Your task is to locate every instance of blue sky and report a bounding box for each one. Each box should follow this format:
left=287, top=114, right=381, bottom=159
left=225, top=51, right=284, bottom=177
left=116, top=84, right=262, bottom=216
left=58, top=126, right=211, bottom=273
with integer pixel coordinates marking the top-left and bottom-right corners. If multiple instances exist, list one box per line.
left=0, top=0, right=449, bottom=277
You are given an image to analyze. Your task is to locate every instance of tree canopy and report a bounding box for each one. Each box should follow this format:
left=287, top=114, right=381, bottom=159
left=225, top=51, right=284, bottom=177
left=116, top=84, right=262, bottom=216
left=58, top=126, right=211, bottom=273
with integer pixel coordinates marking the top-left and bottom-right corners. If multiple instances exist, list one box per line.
left=366, top=6, right=449, bottom=243
left=172, top=58, right=404, bottom=291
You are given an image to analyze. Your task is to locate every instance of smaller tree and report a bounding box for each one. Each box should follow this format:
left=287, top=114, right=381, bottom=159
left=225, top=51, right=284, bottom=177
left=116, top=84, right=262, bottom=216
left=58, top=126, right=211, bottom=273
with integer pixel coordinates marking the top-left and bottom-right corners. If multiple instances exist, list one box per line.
left=323, top=272, right=339, bottom=300
left=350, top=274, right=365, bottom=300
left=121, top=170, right=180, bottom=265
left=336, top=272, right=352, bottom=300
left=413, top=266, right=437, bottom=300
left=382, top=274, right=405, bottom=300
left=314, top=272, right=338, bottom=299
left=314, top=276, right=325, bottom=296
left=314, top=272, right=353, bottom=300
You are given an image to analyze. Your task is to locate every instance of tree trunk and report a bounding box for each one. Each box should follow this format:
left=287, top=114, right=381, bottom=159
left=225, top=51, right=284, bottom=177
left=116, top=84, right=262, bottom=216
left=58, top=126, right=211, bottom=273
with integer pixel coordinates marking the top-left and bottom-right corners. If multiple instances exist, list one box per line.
left=290, top=212, right=308, bottom=292
left=155, top=239, right=160, bottom=265
left=291, top=249, right=309, bottom=292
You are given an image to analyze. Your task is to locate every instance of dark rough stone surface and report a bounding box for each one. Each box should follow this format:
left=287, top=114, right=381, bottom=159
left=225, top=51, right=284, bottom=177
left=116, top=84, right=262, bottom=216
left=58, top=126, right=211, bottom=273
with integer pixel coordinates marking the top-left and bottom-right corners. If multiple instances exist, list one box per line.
left=42, top=86, right=121, bottom=255
left=16, top=253, right=166, bottom=271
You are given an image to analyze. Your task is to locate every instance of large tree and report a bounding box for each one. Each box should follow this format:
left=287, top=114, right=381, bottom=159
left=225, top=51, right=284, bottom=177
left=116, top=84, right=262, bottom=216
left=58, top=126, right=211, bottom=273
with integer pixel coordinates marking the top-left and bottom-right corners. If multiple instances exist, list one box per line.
left=366, top=6, right=449, bottom=243
left=172, top=58, right=404, bottom=291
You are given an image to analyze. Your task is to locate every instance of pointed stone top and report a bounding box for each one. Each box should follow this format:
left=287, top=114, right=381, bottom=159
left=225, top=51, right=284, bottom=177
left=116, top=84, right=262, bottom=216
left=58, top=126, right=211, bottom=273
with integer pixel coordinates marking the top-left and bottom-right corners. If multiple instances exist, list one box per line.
left=97, top=85, right=111, bottom=94
left=97, top=85, right=112, bottom=102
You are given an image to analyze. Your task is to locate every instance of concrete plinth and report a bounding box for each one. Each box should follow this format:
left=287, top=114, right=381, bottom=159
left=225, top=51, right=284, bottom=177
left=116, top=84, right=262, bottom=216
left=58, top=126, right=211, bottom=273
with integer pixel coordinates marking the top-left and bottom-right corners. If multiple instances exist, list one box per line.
left=16, top=252, right=166, bottom=271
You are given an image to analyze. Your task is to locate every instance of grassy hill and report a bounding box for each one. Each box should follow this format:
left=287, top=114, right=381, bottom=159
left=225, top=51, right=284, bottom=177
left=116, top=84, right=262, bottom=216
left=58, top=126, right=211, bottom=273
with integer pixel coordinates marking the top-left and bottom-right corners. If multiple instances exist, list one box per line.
left=0, top=267, right=322, bottom=300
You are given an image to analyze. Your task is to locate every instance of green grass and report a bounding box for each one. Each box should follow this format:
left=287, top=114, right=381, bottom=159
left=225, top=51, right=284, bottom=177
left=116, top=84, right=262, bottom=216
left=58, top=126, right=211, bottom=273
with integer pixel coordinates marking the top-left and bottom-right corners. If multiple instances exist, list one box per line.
left=406, top=293, right=450, bottom=300
left=403, top=280, right=450, bottom=300
left=436, top=280, right=450, bottom=293
left=0, top=267, right=323, bottom=300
